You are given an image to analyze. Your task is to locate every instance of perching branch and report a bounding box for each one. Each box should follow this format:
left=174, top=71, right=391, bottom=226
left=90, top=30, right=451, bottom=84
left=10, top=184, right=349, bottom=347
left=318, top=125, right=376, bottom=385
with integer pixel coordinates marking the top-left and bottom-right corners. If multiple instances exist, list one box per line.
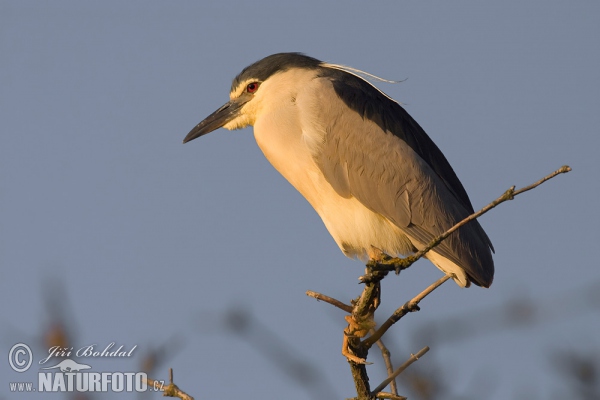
left=368, top=165, right=572, bottom=274
left=345, top=271, right=383, bottom=396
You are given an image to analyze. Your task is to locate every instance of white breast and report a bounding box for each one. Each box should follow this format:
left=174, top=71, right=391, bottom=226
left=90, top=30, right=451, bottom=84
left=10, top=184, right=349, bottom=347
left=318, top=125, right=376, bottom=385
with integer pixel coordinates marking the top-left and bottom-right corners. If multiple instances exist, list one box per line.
left=251, top=70, right=414, bottom=259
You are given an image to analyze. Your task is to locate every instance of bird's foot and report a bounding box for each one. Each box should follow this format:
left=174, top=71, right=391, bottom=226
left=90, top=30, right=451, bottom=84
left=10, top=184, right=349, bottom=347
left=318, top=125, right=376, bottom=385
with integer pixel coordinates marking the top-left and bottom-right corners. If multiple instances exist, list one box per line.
left=367, top=247, right=416, bottom=275
left=342, top=333, right=370, bottom=364
left=342, top=315, right=376, bottom=364
left=345, top=315, right=376, bottom=336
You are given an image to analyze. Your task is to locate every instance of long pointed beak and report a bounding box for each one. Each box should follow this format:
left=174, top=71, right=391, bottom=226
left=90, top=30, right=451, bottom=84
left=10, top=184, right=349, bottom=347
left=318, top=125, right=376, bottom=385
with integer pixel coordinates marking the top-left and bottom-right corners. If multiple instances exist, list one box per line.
left=183, top=98, right=248, bottom=144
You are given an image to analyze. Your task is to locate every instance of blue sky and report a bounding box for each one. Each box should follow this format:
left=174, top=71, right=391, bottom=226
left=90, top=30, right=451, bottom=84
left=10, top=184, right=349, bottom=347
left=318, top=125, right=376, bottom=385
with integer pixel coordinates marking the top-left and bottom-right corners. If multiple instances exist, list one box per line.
left=1, top=2, right=599, bottom=399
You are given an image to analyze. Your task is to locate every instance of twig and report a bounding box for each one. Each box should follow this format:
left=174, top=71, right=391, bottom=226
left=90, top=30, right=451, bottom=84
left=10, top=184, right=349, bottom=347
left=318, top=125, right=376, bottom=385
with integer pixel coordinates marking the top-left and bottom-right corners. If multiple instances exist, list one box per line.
left=145, top=368, right=194, bottom=400
left=306, top=290, right=353, bottom=313
left=347, top=393, right=407, bottom=400
left=511, top=165, right=571, bottom=197
left=371, top=332, right=398, bottom=396
left=371, top=347, right=430, bottom=395
left=372, top=392, right=407, bottom=400
left=369, top=165, right=572, bottom=273
left=364, top=275, right=450, bottom=348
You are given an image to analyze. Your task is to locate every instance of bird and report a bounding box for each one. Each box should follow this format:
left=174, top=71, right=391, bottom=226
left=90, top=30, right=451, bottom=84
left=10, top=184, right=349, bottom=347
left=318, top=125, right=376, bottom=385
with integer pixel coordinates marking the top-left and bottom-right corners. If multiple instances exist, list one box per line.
left=184, top=52, right=494, bottom=289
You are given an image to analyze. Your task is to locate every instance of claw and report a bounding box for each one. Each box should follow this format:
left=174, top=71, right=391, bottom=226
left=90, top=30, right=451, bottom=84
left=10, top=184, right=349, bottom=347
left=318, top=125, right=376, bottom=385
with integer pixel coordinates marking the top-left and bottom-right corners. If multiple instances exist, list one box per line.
left=342, top=332, right=372, bottom=364
left=342, top=315, right=376, bottom=364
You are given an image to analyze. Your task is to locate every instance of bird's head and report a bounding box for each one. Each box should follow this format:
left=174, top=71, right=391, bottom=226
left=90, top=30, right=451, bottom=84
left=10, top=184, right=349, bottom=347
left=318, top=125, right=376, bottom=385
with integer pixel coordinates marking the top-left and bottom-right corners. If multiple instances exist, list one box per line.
left=183, top=53, right=322, bottom=144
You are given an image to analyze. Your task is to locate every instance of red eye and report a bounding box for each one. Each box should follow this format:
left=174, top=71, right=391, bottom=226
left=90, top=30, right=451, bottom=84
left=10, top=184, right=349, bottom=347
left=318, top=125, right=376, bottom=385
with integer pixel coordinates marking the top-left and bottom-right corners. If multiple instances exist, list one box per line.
left=246, top=82, right=260, bottom=93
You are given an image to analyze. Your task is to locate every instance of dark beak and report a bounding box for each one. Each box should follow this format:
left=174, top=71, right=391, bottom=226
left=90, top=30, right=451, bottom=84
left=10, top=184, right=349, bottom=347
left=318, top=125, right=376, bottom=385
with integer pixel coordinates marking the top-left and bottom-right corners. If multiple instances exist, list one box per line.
left=183, top=98, right=248, bottom=144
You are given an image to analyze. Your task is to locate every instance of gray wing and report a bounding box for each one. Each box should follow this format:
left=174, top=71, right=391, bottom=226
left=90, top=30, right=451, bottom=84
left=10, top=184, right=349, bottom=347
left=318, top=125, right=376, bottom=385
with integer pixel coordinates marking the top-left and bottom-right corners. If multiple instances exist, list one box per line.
left=308, top=71, right=494, bottom=287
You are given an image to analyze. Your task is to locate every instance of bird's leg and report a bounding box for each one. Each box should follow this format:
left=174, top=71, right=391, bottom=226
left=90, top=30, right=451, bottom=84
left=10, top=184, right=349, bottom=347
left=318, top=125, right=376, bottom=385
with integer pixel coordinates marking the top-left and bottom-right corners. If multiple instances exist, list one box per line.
left=342, top=261, right=385, bottom=364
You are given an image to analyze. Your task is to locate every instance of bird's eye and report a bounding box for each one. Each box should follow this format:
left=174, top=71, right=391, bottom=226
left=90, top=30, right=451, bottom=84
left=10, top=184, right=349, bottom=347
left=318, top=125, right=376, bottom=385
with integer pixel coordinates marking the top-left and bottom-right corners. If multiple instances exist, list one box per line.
left=246, top=82, right=260, bottom=93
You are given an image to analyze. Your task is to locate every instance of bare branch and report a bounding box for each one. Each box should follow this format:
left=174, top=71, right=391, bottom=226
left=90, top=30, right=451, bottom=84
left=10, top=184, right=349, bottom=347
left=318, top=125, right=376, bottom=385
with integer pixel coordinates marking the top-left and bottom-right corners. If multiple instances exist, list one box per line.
left=371, top=333, right=398, bottom=396
left=364, top=275, right=451, bottom=348
left=306, top=290, right=353, bottom=313
left=369, top=165, right=572, bottom=274
left=511, top=165, right=571, bottom=197
left=371, top=347, right=430, bottom=395
left=372, top=392, right=407, bottom=400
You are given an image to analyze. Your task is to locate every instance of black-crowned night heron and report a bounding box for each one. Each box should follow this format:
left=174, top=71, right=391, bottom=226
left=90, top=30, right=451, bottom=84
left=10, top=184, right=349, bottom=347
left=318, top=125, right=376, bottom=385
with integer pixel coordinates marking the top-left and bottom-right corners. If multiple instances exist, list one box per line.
left=184, top=53, right=494, bottom=288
